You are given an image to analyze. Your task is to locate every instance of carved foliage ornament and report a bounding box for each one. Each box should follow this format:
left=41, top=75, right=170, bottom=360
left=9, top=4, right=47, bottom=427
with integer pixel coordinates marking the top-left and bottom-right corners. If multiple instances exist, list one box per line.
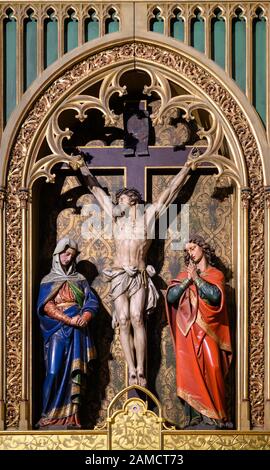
left=5, top=42, right=263, bottom=427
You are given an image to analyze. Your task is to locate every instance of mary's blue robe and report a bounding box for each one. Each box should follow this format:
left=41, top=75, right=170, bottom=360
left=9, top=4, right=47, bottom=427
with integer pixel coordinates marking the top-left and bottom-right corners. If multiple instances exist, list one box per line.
left=37, top=278, right=98, bottom=427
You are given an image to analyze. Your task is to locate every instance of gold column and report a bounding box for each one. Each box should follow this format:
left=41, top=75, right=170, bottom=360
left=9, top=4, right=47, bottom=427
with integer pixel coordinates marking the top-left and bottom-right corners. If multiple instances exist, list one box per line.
left=58, top=5, right=64, bottom=58
left=16, top=6, right=23, bottom=101
left=264, top=188, right=270, bottom=429
left=238, top=188, right=251, bottom=430
left=245, top=8, right=253, bottom=102
left=100, top=5, right=106, bottom=37
left=0, top=188, right=6, bottom=430
left=18, top=189, right=30, bottom=430
left=0, top=9, right=4, bottom=138
left=204, top=7, right=211, bottom=58
left=37, top=12, right=44, bottom=75
left=185, top=8, right=191, bottom=46
left=28, top=190, right=33, bottom=426
left=78, top=6, right=83, bottom=47
left=225, top=7, right=232, bottom=76
left=162, top=6, right=168, bottom=37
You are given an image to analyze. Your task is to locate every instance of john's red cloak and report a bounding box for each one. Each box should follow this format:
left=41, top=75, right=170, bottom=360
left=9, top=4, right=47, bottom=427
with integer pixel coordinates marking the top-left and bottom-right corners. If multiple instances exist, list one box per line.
left=166, top=267, right=232, bottom=420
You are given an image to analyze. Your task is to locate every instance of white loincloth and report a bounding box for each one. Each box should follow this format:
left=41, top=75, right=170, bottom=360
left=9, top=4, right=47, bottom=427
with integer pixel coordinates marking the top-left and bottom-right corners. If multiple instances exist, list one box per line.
left=103, top=265, right=159, bottom=328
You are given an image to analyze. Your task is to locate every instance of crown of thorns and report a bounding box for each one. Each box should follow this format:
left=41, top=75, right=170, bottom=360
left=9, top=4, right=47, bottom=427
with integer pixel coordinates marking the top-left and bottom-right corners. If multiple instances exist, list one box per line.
left=115, top=188, right=143, bottom=203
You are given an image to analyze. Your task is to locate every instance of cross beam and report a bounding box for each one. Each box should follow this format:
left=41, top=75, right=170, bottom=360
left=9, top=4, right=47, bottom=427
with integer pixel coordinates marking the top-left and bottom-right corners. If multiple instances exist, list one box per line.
left=78, top=146, right=203, bottom=200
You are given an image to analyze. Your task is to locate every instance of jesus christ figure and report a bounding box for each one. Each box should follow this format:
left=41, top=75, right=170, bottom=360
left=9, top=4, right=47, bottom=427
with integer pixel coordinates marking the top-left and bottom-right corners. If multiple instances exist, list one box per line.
left=80, top=159, right=194, bottom=387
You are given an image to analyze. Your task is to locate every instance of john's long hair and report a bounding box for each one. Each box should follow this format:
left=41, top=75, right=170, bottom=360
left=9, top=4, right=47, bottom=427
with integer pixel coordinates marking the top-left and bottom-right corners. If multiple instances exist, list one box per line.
left=184, top=235, right=217, bottom=266
left=115, top=188, right=143, bottom=205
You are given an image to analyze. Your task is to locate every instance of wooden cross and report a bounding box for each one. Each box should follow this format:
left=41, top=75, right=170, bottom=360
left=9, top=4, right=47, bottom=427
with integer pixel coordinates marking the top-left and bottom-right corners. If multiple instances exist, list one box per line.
left=78, top=146, right=193, bottom=200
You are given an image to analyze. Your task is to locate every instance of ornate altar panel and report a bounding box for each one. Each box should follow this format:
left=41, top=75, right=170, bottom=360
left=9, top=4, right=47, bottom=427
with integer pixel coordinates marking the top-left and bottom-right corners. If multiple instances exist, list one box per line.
left=0, top=34, right=269, bottom=450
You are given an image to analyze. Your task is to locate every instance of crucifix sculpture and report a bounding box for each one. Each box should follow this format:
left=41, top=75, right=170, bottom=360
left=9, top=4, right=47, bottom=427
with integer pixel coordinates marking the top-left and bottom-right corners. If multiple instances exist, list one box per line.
left=77, top=102, right=199, bottom=387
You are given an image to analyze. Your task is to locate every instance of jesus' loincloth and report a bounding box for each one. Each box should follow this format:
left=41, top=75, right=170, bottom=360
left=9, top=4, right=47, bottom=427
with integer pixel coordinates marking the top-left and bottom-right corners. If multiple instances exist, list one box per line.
left=103, top=265, right=159, bottom=328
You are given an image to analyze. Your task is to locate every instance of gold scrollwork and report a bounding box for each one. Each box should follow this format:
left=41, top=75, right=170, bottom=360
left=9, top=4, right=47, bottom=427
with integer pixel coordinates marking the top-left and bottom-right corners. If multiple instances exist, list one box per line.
left=0, top=432, right=107, bottom=450
left=163, top=432, right=270, bottom=450
left=107, top=385, right=163, bottom=450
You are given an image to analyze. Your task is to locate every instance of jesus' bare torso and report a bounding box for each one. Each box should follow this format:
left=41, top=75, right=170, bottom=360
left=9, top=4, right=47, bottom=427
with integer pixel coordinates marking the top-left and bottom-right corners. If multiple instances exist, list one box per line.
left=113, top=199, right=151, bottom=269
left=80, top=162, right=192, bottom=387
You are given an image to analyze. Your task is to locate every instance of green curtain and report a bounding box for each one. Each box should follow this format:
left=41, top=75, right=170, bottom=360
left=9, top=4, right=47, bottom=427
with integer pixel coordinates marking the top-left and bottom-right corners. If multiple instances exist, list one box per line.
left=44, top=16, right=58, bottom=68
left=211, top=12, right=225, bottom=69
left=191, top=11, right=205, bottom=53
left=105, top=11, right=119, bottom=34
left=232, top=15, right=246, bottom=92
left=171, top=12, right=184, bottom=41
left=150, top=10, right=164, bottom=34
left=24, top=13, right=37, bottom=90
left=253, top=15, right=266, bottom=124
left=64, top=13, right=78, bottom=52
left=3, top=13, right=16, bottom=123
left=85, top=13, right=99, bottom=41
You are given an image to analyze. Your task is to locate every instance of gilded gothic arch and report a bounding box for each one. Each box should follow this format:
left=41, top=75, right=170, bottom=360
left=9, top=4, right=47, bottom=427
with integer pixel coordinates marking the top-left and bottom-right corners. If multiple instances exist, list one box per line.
left=0, top=34, right=270, bottom=447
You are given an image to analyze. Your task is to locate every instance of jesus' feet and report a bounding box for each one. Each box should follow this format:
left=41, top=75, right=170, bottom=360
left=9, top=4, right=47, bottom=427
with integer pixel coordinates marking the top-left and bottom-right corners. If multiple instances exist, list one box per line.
left=136, top=369, right=147, bottom=387
left=128, top=371, right=138, bottom=385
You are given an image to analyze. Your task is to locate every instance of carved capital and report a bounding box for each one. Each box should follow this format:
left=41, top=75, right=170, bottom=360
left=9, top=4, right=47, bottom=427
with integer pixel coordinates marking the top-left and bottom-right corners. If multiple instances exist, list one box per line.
left=0, top=187, right=6, bottom=209
left=18, top=189, right=31, bottom=209
left=241, top=188, right=252, bottom=209
left=265, top=187, right=270, bottom=209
